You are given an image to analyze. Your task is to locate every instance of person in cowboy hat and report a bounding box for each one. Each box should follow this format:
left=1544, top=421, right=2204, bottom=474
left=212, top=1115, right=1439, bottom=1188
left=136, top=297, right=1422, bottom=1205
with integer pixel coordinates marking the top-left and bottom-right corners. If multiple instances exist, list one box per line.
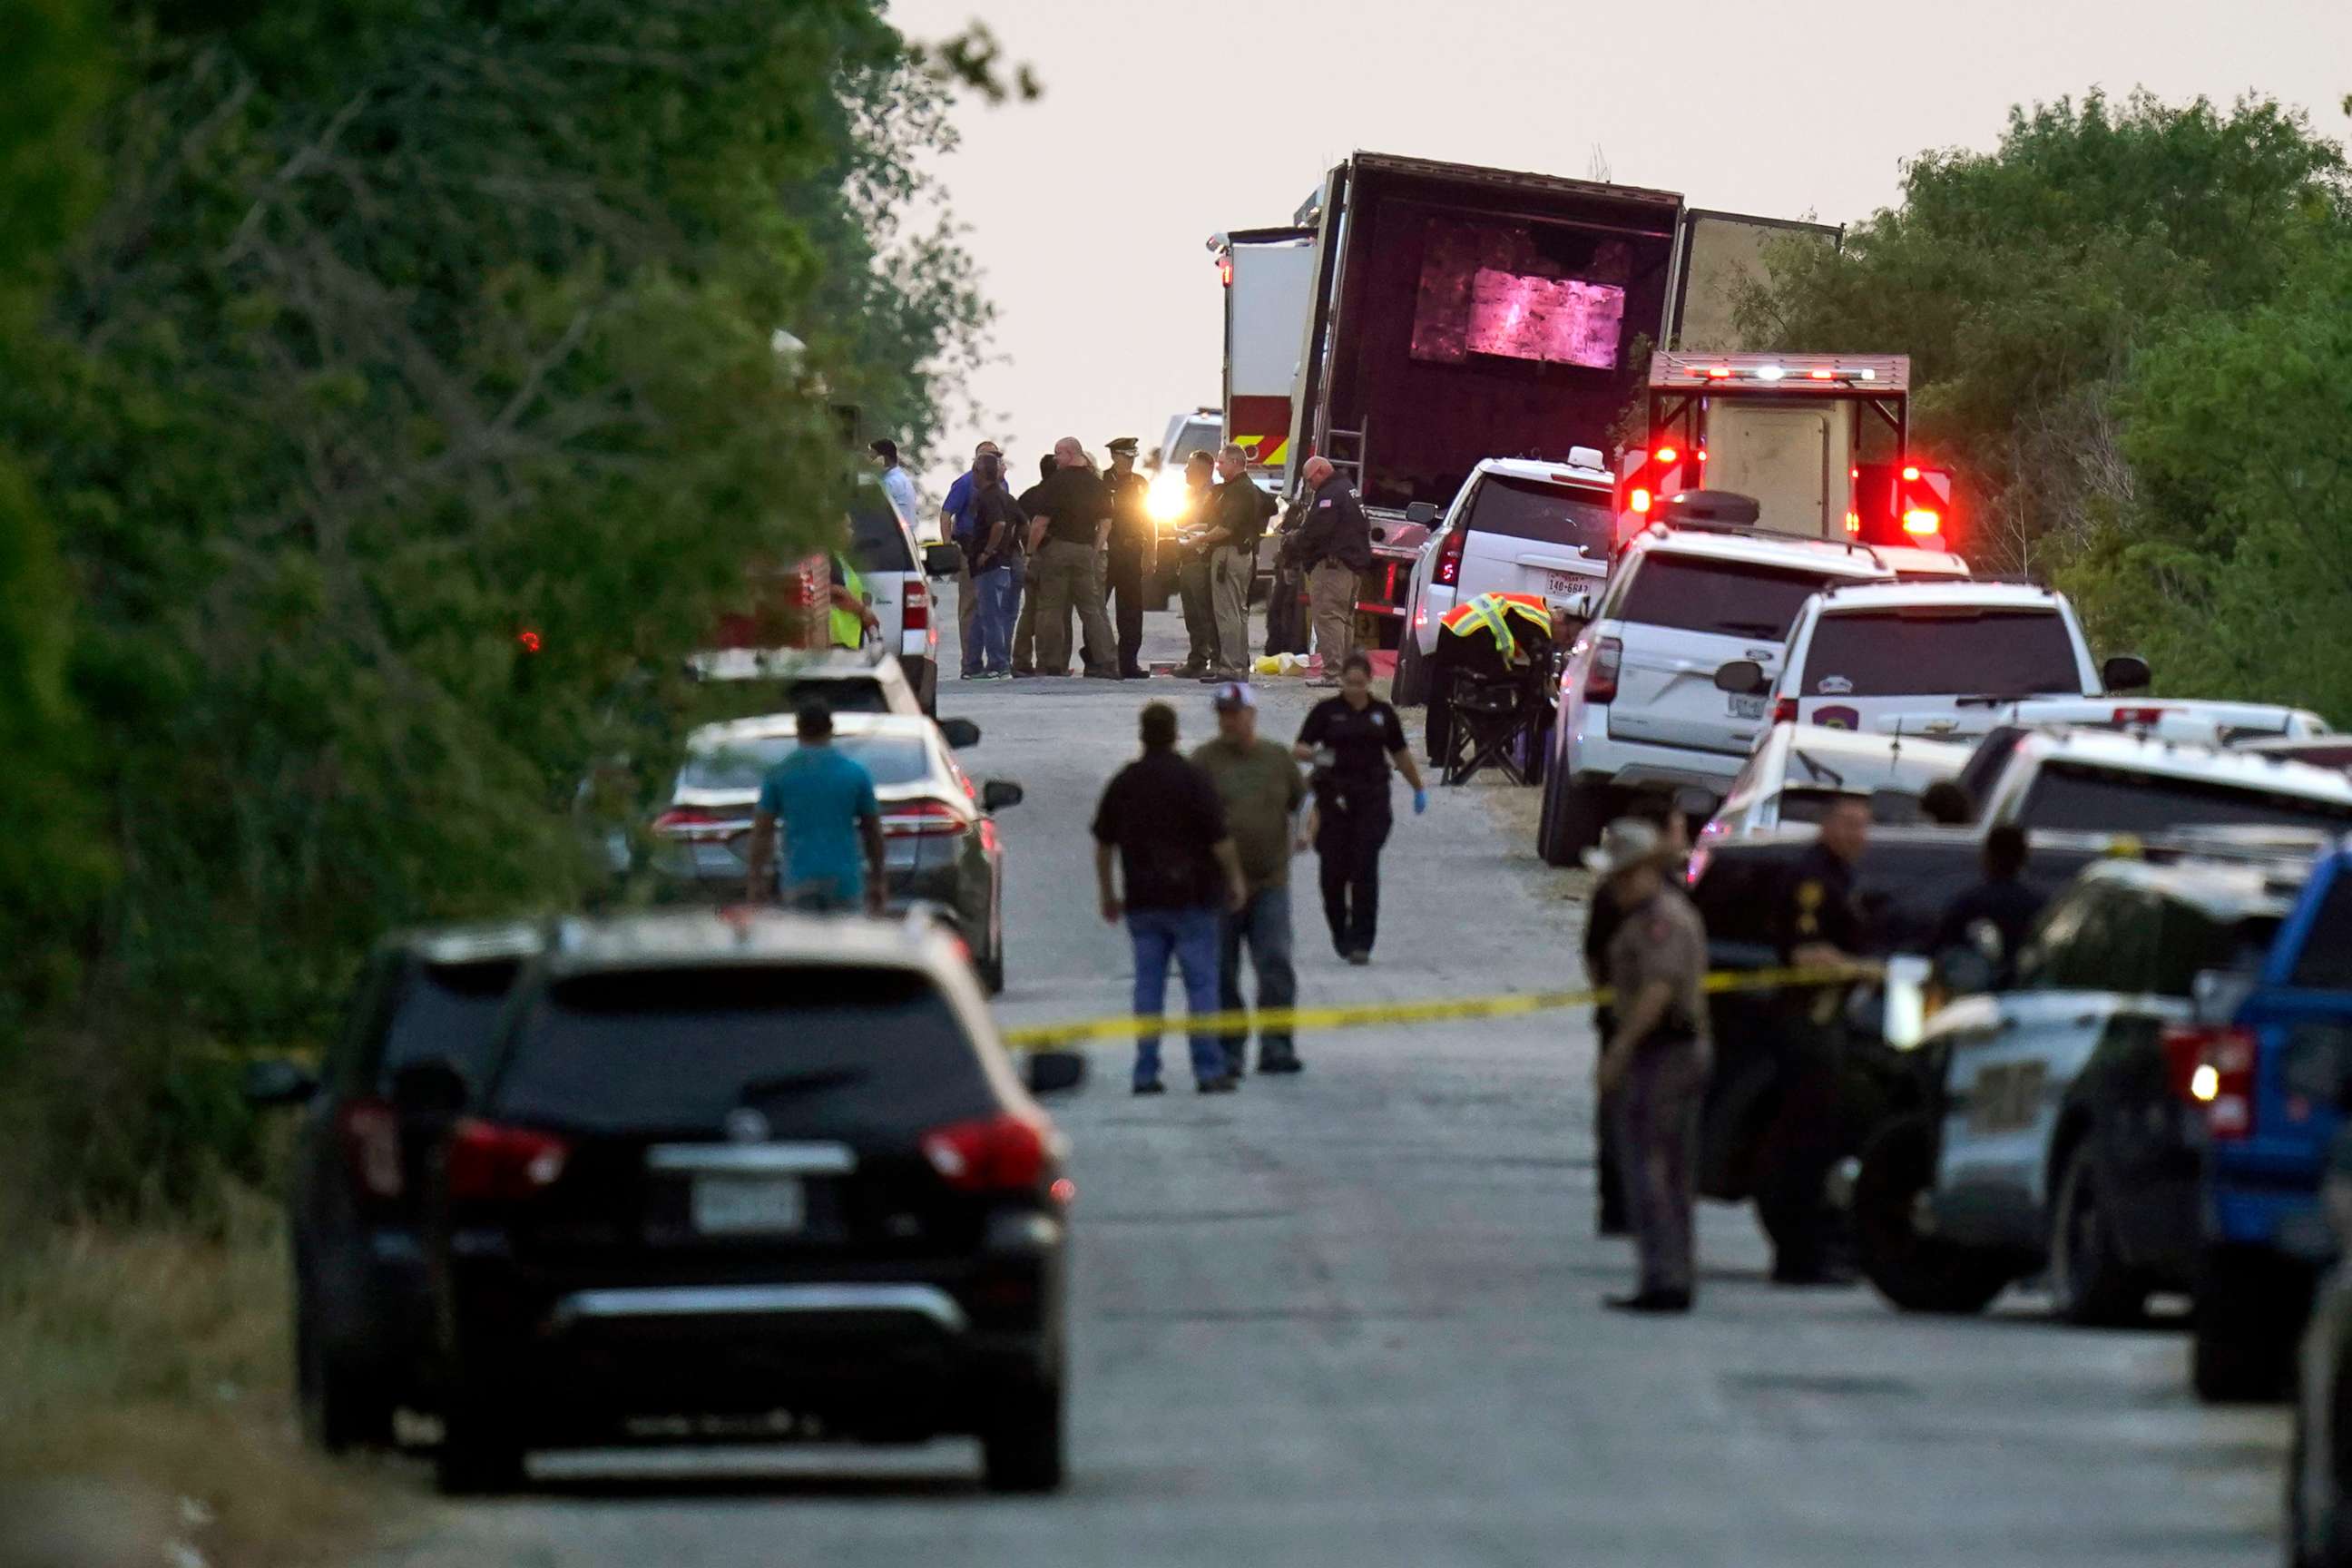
left=1586, top=817, right=1712, bottom=1314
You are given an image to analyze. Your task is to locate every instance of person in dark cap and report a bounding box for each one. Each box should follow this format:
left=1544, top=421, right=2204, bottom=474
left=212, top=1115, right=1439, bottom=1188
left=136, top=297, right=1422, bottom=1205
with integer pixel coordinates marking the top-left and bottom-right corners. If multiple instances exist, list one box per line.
left=1102, top=436, right=1155, bottom=678
left=1193, top=680, right=1307, bottom=1073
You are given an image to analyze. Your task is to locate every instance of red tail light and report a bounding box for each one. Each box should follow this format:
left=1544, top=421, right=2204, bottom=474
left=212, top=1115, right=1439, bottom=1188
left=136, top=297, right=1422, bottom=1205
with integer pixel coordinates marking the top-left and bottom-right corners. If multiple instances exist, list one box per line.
left=1433, top=526, right=1467, bottom=587
left=1583, top=636, right=1622, bottom=704
left=2112, top=707, right=2170, bottom=726
left=1629, top=486, right=1652, bottom=515
left=445, top=1120, right=571, bottom=1202
left=903, top=577, right=928, bottom=632
left=338, top=1097, right=404, bottom=1203
left=922, top=1112, right=1053, bottom=1191
left=2165, top=1024, right=2257, bottom=1138
left=881, top=800, right=968, bottom=838
left=653, top=805, right=738, bottom=840
left=1684, top=845, right=1712, bottom=888
left=1772, top=698, right=1798, bottom=724
left=1902, top=508, right=1943, bottom=536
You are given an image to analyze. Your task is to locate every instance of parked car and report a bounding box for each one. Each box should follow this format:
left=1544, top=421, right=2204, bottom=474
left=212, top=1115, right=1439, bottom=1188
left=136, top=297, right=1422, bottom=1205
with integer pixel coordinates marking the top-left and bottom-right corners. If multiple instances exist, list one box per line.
left=848, top=476, right=963, bottom=715
left=1536, top=522, right=1894, bottom=862
left=1700, top=722, right=1974, bottom=843
left=2184, top=836, right=2352, bottom=1401
left=1392, top=453, right=1614, bottom=708
left=243, top=923, right=544, bottom=1451
left=420, top=910, right=1084, bottom=1494
left=649, top=712, right=1021, bottom=992
left=1857, top=859, right=2295, bottom=1320
left=2288, top=1124, right=2352, bottom=1566
left=1998, top=699, right=2331, bottom=749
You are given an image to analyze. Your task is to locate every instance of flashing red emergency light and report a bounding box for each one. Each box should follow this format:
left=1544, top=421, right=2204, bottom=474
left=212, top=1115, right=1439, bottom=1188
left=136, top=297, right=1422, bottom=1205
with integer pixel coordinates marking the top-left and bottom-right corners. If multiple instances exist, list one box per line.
left=1630, top=487, right=1651, bottom=514
left=516, top=629, right=543, bottom=653
left=1901, top=465, right=1922, bottom=482
left=1653, top=446, right=1679, bottom=466
left=1902, top=507, right=1943, bottom=536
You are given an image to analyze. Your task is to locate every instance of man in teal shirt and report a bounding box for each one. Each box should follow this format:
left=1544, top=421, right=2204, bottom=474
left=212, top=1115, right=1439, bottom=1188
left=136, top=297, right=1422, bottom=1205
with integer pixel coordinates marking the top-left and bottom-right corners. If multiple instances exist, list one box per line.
left=744, top=702, right=887, bottom=914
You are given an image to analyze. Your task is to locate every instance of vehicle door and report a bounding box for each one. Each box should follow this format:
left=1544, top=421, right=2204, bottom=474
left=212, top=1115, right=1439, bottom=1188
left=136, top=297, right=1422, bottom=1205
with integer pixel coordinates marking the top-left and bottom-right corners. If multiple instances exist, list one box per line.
left=848, top=491, right=923, bottom=662
left=1783, top=605, right=2091, bottom=740
left=1455, top=473, right=1614, bottom=617
left=2230, top=863, right=2352, bottom=1262
left=1604, top=554, right=1847, bottom=757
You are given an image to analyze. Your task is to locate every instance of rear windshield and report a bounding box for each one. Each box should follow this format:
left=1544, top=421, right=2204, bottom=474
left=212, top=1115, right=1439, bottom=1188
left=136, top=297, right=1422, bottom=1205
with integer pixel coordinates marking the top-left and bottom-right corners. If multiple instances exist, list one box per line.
left=1617, top=555, right=1847, bottom=642
left=681, top=733, right=932, bottom=794
left=2291, top=876, right=2352, bottom=990
left=1799, top=608, right=2081, bottom=699
left=686, top=676, right=892, bottom=729
left=848, top=495, right=916, bottom=574
left=2017, top=763, right=2352, bottom=836
left=1464, top=475, right=1614, bottom=553
left=375, top=958, right=521, bottom=1084
left=493, top=966, right=995, bottom=1135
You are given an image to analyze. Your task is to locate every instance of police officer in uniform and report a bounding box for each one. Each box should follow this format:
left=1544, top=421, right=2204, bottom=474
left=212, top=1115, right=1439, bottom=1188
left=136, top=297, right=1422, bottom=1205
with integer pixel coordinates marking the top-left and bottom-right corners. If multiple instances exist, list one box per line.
left=1102, top=437, right=1155, bottom=679
left=1758, top=793, right=1871, bottom=1285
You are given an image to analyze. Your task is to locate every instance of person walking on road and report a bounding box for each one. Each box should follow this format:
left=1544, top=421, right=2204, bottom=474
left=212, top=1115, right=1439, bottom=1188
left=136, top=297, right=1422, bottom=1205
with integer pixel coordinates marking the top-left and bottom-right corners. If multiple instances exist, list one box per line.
left=1172, top=450, right=1220, bottom=678
left=1585, top=792, right=1695, bottom=1238
left=1759, top=793, right=1872, bottom=1287
left=1294, top=456, right=1372, bottom=686
left=961, top=449, right=1027, bottom=679
left=1093, top=702, right=1250, bottom=1094
left=744, top=701, right=886, bottom=915
left=1102, top=436, right=1155, bottom=679
left=1202, top=443, right=1277, bottom=681
left=1588, top=818, right=1713, bottom=1315
left=1194, top=681, right=1307, bottom=1074
left=1296, top=652, right=1427, bottom=964
left=941, top=440, right=1003, bottom=671
left=1024, top=438, right=1121, bottom=680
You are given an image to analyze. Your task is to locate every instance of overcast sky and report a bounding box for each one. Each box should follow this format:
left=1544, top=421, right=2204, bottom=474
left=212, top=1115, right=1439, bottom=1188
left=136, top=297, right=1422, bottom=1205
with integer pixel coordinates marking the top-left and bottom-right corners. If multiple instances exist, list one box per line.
left=883, top=0, right=2351, bottom=495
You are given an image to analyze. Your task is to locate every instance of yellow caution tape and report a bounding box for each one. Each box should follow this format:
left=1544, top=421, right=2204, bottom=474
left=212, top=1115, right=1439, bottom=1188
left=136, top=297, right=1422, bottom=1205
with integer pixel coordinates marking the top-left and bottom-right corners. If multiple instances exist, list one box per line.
left=998, top=964, right=1882, bottom=1051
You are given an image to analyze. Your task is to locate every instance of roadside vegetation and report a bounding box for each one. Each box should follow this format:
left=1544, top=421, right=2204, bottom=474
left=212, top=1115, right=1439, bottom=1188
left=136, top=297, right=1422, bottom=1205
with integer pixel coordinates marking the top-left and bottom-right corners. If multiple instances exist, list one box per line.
left=1735, top=88, right=2352, bottom=721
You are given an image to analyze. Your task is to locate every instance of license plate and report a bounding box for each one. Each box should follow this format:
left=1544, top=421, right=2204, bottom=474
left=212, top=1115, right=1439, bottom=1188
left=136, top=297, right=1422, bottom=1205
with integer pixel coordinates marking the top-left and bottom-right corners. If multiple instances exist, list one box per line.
left=1728, top=694, right=1767, bottom=720
left=691, top=1175, right=806, bottom=1235
left=1544, top=571, right=1592, bottom=599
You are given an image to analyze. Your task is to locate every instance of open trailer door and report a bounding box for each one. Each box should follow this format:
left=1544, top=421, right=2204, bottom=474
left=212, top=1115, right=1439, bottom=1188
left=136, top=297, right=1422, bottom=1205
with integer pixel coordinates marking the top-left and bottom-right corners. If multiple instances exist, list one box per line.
left=1668, top=210, right=1841, bottom=352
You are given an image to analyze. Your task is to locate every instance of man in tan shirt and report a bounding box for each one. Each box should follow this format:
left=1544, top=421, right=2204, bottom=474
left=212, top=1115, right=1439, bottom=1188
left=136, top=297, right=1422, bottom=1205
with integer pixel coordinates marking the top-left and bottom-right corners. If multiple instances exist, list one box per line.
left=1587, top=818, right=1712, bottom=1314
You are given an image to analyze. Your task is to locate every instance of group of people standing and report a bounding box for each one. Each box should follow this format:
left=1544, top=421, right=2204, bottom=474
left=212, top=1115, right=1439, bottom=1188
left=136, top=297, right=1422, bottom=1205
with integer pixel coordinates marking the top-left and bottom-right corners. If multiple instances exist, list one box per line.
left=1091, top=668, right=1429, bottom=1093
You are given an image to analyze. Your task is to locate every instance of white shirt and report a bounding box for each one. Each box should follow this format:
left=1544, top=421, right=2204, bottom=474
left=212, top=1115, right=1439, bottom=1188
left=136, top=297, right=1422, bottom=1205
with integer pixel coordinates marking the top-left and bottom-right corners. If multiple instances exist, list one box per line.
left=878, top=465, right=920, bottom=522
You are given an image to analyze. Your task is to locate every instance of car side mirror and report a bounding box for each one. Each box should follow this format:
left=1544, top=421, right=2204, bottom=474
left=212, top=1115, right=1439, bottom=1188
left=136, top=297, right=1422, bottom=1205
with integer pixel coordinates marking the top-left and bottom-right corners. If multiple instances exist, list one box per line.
left=1024, top=1050, right=1087, bottom=1095
left=241, top=1058, right=319, bottom=1108
left=1404, top=502, right=1438, bottom=525
left=1565, top=591, right=1594, bottom=622
left=938, top=717, right=982, bottom=750
left=2101, top=653, right=2151, bottom=693
left=389, top=1058, right=470, bottom=1118
left=981, top=779, right=1024, bottom=812
left=923, top=543, right=964, bottom=580
left=1714, top=660, right=1768, bottom=697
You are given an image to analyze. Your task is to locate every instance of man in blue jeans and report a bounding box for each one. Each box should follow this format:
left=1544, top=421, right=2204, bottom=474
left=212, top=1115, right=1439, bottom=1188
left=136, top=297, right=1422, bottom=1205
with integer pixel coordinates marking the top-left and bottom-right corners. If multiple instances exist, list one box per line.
left=1191, top=681, right=1306, bottom=1073
left=1092, top=701, right=1249, bottom=1094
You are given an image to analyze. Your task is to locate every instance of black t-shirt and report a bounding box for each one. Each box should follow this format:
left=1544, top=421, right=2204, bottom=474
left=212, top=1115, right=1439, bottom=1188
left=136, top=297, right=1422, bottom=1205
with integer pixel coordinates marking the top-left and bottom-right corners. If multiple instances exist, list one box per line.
left=1298, top=696, right=1408, bottom=789
left=1934, top=877, right=2047, bottom=977
left=1092, top=750, right=1230, bottom=910
left=1206, top=476, right=1277, bottom=551
left=1028, top=466, right=1114, bottom=548
left=966, top=485, right=1027, bottom=573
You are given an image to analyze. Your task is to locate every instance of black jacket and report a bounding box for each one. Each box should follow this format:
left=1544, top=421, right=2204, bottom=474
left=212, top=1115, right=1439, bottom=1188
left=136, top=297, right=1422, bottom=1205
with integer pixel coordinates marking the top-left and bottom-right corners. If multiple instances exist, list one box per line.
left=1205, top=475, right=1277, bottom=552
left=1294, top=475, right=1373, bottom=573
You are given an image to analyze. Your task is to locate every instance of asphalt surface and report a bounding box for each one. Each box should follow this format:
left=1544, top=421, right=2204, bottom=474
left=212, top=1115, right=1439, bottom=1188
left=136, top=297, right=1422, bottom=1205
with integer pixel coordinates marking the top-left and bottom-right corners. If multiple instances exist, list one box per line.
left=377, top=603, right=2292, bottom=1568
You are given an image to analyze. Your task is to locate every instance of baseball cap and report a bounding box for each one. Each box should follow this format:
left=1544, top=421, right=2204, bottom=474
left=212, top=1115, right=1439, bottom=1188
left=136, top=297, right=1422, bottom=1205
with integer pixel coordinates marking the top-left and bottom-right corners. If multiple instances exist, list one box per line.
left=1210, top=681, right=1256, bottom=712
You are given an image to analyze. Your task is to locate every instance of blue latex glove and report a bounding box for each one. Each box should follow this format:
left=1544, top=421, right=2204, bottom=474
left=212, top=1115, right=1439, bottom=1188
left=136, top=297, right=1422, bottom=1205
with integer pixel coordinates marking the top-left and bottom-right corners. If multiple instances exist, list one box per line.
left=1413, top=787, right=1430, bottom=817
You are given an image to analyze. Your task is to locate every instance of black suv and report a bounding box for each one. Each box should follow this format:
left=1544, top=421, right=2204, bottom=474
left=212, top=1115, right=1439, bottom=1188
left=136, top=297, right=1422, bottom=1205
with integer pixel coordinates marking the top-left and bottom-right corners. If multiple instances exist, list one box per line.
left=420, top=910, right=1083, bottom=1494
left=245, top=923, right=544, bottom=1451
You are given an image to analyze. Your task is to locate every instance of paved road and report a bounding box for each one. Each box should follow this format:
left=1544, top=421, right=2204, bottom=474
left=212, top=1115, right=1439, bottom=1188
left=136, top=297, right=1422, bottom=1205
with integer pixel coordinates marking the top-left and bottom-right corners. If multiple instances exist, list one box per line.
left=379, top=606, right=2291, bottom=1568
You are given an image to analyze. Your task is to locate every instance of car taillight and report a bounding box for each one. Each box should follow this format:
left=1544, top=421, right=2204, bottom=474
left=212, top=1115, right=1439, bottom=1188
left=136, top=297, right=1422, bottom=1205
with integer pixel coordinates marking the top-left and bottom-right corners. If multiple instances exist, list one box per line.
left=653, top=805, right=736, bottom=839
left=1583, top=637, right=1622, bottom=703
left=881, top=800, right=968, bottom=838
left=1902, top=508, right=1942, bottom=536
left=903, top=577, right=928, bottom=632
left=1772, top=698, right=1798, bottom=723
left=1433, top=527, right=1467, bottom=587
left=338, top=1097, right=404, bottom=1202
left=2112, top=707, right=2170, bottom=726
left=1628, top=486, right=1651, bottom=515
left=2167, top=1024, right=2257, bottom=1138
left=445, top=1120, right=571, bottom=1202
left=1684, top=845, right=1711, bottom=888
left=921, top=1112, right=1053, bottom=1191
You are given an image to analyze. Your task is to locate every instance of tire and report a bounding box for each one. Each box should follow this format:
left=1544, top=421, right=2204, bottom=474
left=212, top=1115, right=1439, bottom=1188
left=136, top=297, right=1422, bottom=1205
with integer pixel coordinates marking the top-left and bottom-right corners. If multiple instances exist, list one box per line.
left=1852, top=1115, right=2013, bottom=1315
left=1393, top=634, right=1430, bottom=708
left=980, top=1377, right=1065, bottom=1494
left=436, top=1398, right=527, bottom=1496
left=296, top=1285, right=393, bottom=1455
left=980, top=936, right=1005, bottom=996
left=2048, top=1142, right=2146, bottom=1327
left=2194, top=1250, right=2298, bottom=1404
left=1536, top=772, right=1609, bottom=867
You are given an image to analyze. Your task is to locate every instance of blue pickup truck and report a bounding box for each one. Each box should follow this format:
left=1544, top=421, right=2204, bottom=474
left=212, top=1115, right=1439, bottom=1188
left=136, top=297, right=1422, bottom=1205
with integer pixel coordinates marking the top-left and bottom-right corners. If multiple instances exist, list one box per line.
left=2190, top=837, right=2352, bottom=1402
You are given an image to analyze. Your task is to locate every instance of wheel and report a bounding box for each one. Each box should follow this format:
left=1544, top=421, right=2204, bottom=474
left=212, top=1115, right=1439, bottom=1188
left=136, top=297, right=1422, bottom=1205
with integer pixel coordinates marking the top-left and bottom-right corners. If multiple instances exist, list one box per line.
left=980, top=1377, right=1065, bottom=1494
left=1853, top=1115, right=2013, bottom=1315
left=1393, top=634, right=1430, bottom=707
left=295, top=1280, right=393, bottom=1454
left=2048, top=1142, right=2147, bottom=1327
left=2194, top=1248, right=2300, bottom=1404
left=435, top=1397, right=527, bottom=1495
left=1536, top=772, right=1609, bottom=867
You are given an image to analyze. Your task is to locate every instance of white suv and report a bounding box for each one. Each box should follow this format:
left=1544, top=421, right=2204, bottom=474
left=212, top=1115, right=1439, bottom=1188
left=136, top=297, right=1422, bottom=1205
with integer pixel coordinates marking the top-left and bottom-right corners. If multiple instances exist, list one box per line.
left=1721, top=580, right=2140, bottom=746
left=848, top=476, right=959, bottom=714
left=1392, top=452, right=1615, bottom=707
left=1536, top=524, right=1894, bottom=863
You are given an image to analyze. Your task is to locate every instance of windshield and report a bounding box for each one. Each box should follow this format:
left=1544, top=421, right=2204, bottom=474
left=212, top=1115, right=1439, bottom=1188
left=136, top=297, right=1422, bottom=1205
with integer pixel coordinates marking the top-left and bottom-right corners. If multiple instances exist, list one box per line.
left=1800, top=607, right=2081, bottom=698
left=1617, top=555, right=1851, bottom=641
left=681, top=733, right=933, bottom=794
left=494, top=966, right=995, bottom=1135
left=1464, top=475, right=1614, bottom=553
left=1166, top=421, right=1220, bottom=466
left=2017, top=763, right=2352, bottom=836
left=685, top=676, right=893, bottom=729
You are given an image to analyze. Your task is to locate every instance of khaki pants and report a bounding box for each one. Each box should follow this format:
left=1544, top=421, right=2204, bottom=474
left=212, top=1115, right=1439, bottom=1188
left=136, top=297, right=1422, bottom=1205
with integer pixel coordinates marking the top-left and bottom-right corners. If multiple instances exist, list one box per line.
left=1211, top=544, right=1253, bottom=672
left=1308, top=560, right=1357, bottom=672
left=1033, top=539, right=1115, bottom=675
left=1613, top=1035, right=1710, bottom=1297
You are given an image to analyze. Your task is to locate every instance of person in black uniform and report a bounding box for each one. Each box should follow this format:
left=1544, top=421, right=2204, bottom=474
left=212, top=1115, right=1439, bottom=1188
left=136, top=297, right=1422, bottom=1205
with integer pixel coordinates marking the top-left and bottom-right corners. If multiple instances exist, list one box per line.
left=1009, top=454, right=1056, bottom=677
left=1757, top=793, right=1871, bottom=1285
left=1294, top=652, right=1429, bottom=964
left=1584, top=793, right=1693, bottom=1236
left=1102, top=436, right=1155, bottom=679
left=1934, top=823, right=2044, bottom=985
